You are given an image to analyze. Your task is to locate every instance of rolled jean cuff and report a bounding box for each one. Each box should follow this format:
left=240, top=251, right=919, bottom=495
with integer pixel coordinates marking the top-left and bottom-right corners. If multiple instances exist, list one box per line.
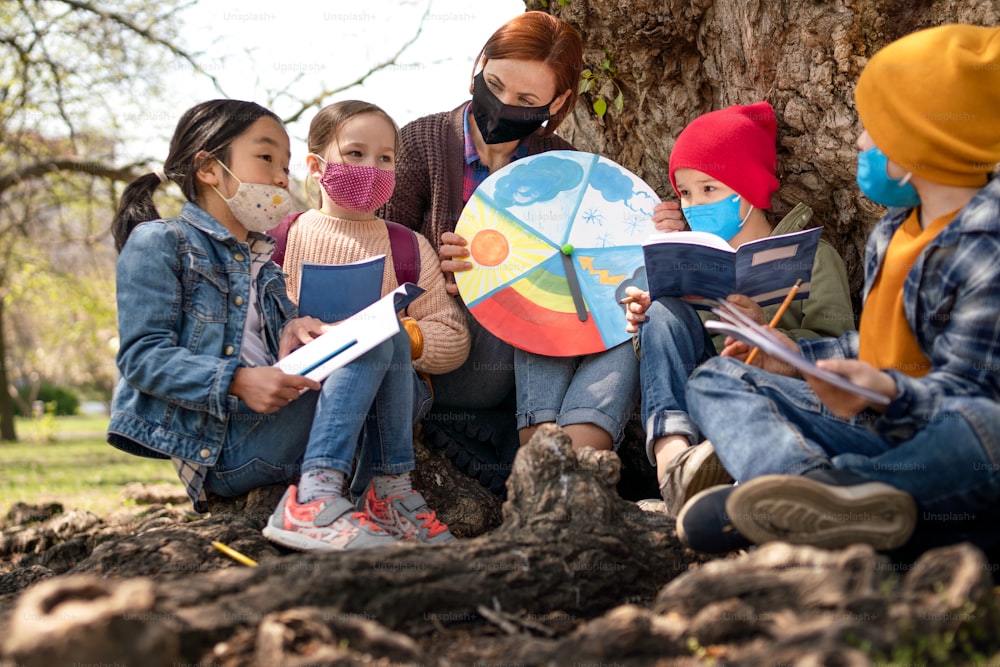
left=300, top=457, right=354, bottom=477
left=517, top=407, right=629, bottom=448
left=566, top=406, right=625, bottom=446
left=644, top=411, right=699, bottom=465
left=516, top=407, right=560, bottom=432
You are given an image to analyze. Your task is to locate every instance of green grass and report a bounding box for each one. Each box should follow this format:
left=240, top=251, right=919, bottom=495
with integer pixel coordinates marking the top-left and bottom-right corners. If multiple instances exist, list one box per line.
left=1, top=415, right=182, bottom=517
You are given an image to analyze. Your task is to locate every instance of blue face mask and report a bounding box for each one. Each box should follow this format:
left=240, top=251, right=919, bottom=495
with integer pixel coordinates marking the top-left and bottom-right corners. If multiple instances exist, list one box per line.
left=856, top=146, right=920, bottom=208
left=682, top=194, right=751, bottom=242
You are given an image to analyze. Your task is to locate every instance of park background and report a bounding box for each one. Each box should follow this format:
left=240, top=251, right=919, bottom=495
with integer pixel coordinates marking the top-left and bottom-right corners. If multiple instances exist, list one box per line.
left=0, top=0, right=522, bottom=442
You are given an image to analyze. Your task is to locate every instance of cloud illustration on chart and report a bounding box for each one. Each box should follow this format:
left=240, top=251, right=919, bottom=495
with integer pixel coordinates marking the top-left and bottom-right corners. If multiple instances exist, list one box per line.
left=590, top=162, right=656, bottom=217
left=615, top=266, right=648, bottom=308
left=590, top=163, right=633, bottom=202
left=493, top=155, right=584, bottom=208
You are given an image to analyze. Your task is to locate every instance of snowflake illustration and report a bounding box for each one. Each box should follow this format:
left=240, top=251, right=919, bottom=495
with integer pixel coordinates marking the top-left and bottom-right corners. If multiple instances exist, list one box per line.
left=582, top=208, right=604, bottom=226
left=625, top=217, right=643, bottom=235
left=596, top=230, right=613, bottom=247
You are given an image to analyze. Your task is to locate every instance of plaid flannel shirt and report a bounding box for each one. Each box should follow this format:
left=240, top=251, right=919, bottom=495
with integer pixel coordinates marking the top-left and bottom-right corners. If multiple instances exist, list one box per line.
left=801, top=177, right=1000, bottom=440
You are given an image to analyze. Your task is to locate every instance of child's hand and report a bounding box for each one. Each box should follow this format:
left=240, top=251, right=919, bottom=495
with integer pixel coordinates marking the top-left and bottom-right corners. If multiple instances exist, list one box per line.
left=623, top=286, right=651, bottom=334
left=808, top=359, right=897, bottom=418
left=652, top=201, right=686, bottom=233
left=439, top=231, right=472, bottom=296
left=278, top=316, right=330, bottom=359
left=230, top=366, right=321, bottom=414
left=724, top=294, right=767, bottom=325
left=720, top=334, right=799, bottom=377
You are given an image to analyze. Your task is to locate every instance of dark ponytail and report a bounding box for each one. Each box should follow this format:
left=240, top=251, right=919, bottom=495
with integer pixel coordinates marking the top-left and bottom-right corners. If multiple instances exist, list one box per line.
left=111, top=99, right=282, bottom=252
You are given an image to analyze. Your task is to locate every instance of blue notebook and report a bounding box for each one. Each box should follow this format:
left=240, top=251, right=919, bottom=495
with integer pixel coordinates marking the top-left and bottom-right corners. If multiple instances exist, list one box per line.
left=297, top=254, right=386, bottom=323
left=642, top=227, right=823, bottom=308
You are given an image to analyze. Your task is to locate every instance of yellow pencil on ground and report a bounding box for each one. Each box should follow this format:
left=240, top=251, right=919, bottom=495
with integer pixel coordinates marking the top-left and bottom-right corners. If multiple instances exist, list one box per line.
left=212, top=540, right=259, bottom=567
left=745, top=278, right=804, bottom=366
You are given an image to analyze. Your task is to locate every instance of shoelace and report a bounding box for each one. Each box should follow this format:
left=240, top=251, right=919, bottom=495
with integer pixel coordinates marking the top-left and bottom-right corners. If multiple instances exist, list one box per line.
left=350, top=510, right=384, bottom=531
left=368, top=489, right=449, bottom=538
left=415, top=510, right=448, bottom=538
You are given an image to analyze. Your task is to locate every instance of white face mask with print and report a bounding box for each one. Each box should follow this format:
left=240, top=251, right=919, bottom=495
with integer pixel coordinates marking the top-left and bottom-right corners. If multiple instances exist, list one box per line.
left=211, top=159, right=292, bottom=233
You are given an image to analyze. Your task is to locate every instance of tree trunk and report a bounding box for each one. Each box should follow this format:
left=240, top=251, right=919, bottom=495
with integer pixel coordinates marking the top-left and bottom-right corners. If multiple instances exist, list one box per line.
left=535, top=0, right=1000, bottom=305
left=0, top=298, right=18, bottom=441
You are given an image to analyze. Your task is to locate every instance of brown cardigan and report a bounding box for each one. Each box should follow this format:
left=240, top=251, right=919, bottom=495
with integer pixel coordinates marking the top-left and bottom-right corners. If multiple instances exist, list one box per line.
left=380, top=102, right=576, bottom=250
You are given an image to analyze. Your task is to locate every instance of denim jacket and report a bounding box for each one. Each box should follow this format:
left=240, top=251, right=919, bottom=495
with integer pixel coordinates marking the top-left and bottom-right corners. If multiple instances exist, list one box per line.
left=108, top=202, right=296, bottom=464
left=801, top=177, right=1000, bottom=440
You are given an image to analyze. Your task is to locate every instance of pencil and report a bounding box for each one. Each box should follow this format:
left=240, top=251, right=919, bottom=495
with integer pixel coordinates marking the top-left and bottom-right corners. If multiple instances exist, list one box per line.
left=744, top=278, right=803, bottom=366
left=212, top=540, right=259, bottom=567
left=620, top=295, right=639, bottom=305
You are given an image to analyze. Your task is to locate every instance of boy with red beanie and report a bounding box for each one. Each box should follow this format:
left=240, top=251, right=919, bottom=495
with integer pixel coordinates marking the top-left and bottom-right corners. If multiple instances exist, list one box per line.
left=678, top=25, right=1000, bottom=555
left=623, top=101, right=854, bottom=518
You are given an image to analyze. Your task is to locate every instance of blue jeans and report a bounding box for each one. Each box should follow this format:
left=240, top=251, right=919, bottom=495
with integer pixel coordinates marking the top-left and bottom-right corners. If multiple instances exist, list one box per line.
left=205, top=331, right=428, bottom=496
left=514, top=341, right=639, bottom=447
left=637, top=297, right=716, bottom=464
left=686, top=356, right=1000, bottom=519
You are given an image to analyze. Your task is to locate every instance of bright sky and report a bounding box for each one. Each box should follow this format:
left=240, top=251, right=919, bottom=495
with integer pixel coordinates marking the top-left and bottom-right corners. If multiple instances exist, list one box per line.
left=132, top=0, right=525, bottom=177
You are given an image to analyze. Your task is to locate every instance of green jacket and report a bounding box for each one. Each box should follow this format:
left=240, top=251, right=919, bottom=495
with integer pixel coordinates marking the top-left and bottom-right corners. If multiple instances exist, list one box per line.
left=701, top=202, right=856, bottom=353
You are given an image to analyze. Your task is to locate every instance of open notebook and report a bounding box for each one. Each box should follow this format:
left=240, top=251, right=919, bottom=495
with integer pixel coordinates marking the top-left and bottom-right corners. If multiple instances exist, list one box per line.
left=643, top=226, right=822, bottom=308
left=705, top=299, right=890, bottom=405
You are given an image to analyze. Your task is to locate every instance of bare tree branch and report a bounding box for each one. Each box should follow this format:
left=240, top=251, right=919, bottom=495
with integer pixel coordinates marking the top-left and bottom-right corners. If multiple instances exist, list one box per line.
left=0, top=159, right=148, bottom=195
left=279, top=2, right=432, bottom=125
left=54, top=0, right=227, bottom=96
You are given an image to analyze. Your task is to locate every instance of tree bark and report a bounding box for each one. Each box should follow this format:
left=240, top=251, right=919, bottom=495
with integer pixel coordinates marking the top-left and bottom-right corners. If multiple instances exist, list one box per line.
left=535, top=0, right=1000, bottom=303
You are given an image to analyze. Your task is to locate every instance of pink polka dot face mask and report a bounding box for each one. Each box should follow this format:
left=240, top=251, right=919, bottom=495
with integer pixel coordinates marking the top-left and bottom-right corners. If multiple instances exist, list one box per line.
left=315, top=156, right=395, bottom=213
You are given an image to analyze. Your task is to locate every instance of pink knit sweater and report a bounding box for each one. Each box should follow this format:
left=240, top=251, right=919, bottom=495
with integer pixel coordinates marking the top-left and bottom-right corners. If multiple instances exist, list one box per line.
left=283, top=210, right=470, bottom=375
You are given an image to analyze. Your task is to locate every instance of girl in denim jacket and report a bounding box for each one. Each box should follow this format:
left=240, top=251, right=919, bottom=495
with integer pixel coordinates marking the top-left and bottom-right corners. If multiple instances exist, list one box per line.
left=108, top=99, right=453, bottom=551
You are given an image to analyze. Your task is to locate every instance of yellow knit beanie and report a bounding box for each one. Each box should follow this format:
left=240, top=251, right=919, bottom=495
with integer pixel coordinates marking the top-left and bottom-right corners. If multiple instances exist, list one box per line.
left=854, top=24, right=1000, bottom=186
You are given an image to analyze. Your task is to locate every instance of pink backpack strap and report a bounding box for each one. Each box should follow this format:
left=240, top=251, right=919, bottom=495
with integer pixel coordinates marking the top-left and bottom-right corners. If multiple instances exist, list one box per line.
left=385, top=220, right=421, bottom=285
left=269, top=211, right=303, bottom=268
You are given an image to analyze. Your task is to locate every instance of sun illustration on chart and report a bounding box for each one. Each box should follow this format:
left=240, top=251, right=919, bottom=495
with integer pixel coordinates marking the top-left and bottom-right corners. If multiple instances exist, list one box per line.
left=456, top=192, right=557, bottom=303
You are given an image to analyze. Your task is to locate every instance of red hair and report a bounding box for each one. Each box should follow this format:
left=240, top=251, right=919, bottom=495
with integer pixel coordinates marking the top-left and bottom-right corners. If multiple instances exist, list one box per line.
left=471, top=11, right=583, bottom=136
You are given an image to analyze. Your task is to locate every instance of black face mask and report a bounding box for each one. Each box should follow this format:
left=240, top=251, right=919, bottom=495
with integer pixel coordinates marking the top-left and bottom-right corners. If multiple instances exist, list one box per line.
left=471, top=72, right=553, bottom=144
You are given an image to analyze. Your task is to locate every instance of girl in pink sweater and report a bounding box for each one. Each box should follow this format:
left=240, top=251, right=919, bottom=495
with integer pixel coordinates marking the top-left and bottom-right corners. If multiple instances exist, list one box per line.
left=272, top=100, right=469, bottom=545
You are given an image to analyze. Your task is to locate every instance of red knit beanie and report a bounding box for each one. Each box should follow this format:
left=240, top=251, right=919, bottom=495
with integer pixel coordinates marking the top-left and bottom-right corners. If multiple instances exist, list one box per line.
left=668, top=101, right=780, bottom=209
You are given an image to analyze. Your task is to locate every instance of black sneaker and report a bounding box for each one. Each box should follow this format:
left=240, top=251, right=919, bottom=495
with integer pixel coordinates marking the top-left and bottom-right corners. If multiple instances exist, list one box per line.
left=726, top=468, right=917, bottom=551
left=675, top=484, right=752, bottom=554
left=421, top=409, right=519, bottom=497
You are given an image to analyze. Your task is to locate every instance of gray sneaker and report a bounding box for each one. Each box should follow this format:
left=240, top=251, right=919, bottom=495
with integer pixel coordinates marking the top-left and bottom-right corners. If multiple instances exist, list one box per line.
left=726, top=469, right=917, bottom=551
left=659, top=440, right=734, bottom=519
left=262, top=486, right=398, bottom=551
left=360, top=484, right=456, bottom=543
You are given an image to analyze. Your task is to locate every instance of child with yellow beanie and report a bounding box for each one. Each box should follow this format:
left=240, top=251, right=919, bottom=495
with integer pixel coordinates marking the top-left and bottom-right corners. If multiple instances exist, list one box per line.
left=623, top=101, right=855, bottom=518
left=677, top=24, right=1000, bottom=555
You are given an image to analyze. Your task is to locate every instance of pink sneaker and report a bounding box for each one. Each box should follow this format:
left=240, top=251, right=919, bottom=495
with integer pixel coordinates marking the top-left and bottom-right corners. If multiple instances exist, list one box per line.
left=263, top=485, right=397, bottom=551
left=360, top=484, right=455, bottom=543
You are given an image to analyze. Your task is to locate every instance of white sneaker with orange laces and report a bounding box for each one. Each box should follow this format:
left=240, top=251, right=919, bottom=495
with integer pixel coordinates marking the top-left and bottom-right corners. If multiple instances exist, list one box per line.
left=360, top=483, right=455, bottom=543
left=263, top=485, right=397, bottom=551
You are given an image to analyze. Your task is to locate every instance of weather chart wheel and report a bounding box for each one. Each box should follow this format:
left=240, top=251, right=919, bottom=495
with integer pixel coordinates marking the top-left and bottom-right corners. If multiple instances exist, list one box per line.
left=455, top=151, right=659, bottom=357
